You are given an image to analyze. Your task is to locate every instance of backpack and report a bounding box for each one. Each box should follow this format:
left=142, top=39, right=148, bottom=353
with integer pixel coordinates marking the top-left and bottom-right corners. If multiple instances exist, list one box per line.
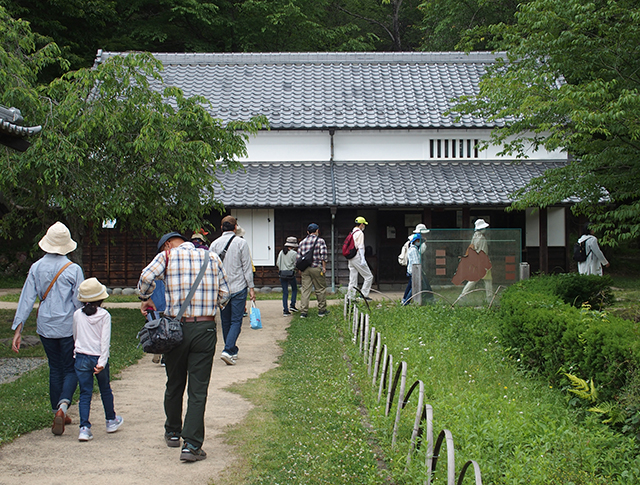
left=342, top=232, right=357, bottom=259
left=398, top=241, right=409, bottom=266
left=296, top=237, right=318, bottom=271
left=573, top=240, right=588, bottom=262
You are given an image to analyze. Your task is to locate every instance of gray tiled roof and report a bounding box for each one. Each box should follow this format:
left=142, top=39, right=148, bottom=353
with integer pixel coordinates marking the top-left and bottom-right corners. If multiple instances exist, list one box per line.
left=0, top=106, right=41, bottom=137
left=94, top=51, right=502, bottom=129
left=215, top=160, right=566, bottom=207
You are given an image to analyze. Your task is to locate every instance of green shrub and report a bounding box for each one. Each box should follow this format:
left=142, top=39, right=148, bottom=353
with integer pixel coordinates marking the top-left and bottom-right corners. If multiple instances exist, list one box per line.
left=517, top=273, right=614, bottom=309
left=499, top=280, right=640, bottom=423
left=498, top=288, right=580, bottom=379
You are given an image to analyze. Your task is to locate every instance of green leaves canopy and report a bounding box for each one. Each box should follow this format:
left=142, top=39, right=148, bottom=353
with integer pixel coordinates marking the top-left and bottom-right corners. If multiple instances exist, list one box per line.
left=453, top=0, right=640, bottom=244
left=0, top=8, right=266, bottom=262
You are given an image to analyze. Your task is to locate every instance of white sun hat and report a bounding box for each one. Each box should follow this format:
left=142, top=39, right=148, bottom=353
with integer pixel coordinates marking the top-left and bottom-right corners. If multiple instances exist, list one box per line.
left=474, top=219, right=490, bottom=231
left=78, top=277, right=109, bottom=302
left=38, top=222, right=77, bottom=255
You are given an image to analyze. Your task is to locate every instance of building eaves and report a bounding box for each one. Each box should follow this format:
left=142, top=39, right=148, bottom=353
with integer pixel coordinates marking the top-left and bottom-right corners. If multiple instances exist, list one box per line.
left=214, top=159, right=566, bottom=208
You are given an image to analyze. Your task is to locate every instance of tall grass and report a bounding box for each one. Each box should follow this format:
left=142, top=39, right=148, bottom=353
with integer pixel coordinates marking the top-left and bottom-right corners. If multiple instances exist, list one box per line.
left=0, top=308, right=144, bottom=445
left=352, top=304, right=640, bottom=484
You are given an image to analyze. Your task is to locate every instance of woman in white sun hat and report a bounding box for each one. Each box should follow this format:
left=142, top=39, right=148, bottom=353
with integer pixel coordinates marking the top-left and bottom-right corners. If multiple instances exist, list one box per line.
left=460, top=218, right=493, bottom=301
left=11, top=221, right=84, bottom=436
left=74, top=277, right=123, bottom=441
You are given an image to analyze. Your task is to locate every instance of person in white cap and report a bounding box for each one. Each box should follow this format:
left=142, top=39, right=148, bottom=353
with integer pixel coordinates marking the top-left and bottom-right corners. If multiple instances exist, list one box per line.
left=347, top=216, right=374, bottom=300
left=11, top=221, right=84, bottom=436
left=73, top=277, right=123, bottom=441
left=461, top=218, right=493, bottom=301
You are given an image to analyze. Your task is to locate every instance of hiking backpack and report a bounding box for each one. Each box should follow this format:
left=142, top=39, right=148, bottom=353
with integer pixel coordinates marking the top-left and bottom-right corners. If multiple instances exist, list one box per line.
left=573, top=240, right=588, bottom=262
left=342, top=232, right=357, bottom=259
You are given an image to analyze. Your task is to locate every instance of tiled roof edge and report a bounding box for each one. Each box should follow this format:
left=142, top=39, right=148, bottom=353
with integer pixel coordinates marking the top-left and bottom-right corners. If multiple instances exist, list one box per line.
left=95, top=50, right=504, bottom=66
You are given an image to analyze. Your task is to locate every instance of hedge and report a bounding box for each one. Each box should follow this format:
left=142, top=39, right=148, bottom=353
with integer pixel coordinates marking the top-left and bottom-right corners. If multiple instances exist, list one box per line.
left=498, top=275, right=640, bottom=403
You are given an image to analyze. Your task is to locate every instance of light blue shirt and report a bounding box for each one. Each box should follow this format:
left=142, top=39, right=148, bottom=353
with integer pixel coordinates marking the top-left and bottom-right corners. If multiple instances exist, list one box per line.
left=12, top=253, right=84, bottom=338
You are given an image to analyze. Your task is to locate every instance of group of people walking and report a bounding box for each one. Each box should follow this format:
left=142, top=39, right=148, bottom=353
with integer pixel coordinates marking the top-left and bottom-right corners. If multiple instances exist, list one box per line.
left=9, top=215, right=610, bottom=464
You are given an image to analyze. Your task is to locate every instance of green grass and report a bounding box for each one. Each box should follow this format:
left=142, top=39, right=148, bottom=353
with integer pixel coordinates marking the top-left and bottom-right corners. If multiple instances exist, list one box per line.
left=219, top=312, right=384, bottom=485
left=0, top=308, right=144, bottom=445
left=351, top=303, right=640, bottom=484
left=220, top=299, right=640, bottom=485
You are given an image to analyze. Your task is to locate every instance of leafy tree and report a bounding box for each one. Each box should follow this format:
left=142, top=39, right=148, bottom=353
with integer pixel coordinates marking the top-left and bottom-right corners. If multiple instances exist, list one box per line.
left=453, top=0, right=640, bottom=244
left=0, top=7, right=267, bottom=266
left=418, top=0, right=521, bottom=51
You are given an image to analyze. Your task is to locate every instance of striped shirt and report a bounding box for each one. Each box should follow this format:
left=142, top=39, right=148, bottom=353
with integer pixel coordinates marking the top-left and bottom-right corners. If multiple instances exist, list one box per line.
left=137, top=242, right=230, bottom=318
left=296, top=234, right=327, bottom=268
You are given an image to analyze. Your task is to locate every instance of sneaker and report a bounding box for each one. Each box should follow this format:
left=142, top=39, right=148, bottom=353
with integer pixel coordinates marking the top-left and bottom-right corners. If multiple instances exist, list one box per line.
left=78, top=426, right=93, bottom=442
left=231, top=354, right=238, bottom=361
left=220, top=351, right=236, bottom=366
left=106, top=415, right=123, bottom=433
left=180, top=443, right=207, bottom=462
left=318, top=310, right=331, bottom=317
left=290, top=306, right=299, bottom=313
left=300, top=313, right=307, bottom=318
left=283, top=311, right=291, bottom=316
left=52, top=408, right=65, bottom=436
left=165, top=431, right=181, bottom=448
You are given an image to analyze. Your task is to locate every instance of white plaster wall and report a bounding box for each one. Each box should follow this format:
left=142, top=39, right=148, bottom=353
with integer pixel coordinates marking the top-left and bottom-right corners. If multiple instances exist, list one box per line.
left=241, top=129, right=566, bottom=162
left=526, top=207, right=566, bottom=247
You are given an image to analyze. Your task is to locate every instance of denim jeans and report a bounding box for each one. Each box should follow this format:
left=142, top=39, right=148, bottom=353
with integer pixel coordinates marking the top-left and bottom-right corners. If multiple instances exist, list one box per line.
left=402, top=272, right=412, bottom=304
left=280, top=277, right=297, bottom=312
left=220, top=287, right=248, bottom=355
left=39, top=335, right=78, bottom=411
left=74, top=353, right=115, bottom=428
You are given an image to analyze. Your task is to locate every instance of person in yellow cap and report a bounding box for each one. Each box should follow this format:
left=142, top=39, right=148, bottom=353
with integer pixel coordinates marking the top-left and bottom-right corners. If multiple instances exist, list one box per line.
left=347, top=216, right=374, bottom=301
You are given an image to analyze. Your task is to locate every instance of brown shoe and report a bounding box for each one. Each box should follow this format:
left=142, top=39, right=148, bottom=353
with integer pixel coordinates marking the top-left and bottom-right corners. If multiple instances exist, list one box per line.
left=64, top=416, right=72, bottom=425
left=52, top=409, right=65, bottom=435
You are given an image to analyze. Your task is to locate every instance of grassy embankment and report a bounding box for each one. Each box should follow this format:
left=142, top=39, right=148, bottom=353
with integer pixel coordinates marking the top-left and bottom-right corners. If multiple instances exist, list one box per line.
left=219, top=279, right=640, bottom=484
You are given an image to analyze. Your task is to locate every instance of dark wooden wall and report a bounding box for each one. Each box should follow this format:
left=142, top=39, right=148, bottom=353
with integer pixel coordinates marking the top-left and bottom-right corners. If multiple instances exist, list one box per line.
left=83, top=231, right=157, bottom=287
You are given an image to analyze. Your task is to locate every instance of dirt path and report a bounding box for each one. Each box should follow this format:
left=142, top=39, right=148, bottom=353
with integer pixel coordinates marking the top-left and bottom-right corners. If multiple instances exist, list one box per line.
left=0, top=299, right=291, bottom=485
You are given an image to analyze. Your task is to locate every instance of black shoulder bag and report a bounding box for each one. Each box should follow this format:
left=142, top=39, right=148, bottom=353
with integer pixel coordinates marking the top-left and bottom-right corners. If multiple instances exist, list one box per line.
left=296, top=237, right=318, bottom=271
left=137, top=250, right=211, bottom=354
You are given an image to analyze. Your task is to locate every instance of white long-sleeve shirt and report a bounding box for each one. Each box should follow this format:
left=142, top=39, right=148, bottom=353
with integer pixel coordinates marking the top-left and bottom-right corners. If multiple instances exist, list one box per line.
left=73, top=306, right=111, bottom=368
left=352, top=227, right=366, bottom=264
left=577, top=234, right=609, bottom=276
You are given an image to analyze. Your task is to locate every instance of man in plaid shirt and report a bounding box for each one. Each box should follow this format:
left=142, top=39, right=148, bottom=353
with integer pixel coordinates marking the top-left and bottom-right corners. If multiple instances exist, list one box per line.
left=138, top=232, right=229, bottom=462
left=297, top=223, right=329, bottom=317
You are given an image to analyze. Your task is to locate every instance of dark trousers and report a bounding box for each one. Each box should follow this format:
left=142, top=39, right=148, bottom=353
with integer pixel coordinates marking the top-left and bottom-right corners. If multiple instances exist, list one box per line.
left=163, top=318, right=217, bottom=449
left=40, top=335, right=78, bottom=411
left=280, top=276, right=297, bottom=312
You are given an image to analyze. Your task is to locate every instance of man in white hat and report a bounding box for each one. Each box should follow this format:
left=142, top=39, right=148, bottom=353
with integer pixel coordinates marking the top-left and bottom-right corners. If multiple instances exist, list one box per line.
left=461, top=218, right=493, bottom=301
left=347, top=216, right=374, bottom=300
left=11, top=221, right=84, bottom=436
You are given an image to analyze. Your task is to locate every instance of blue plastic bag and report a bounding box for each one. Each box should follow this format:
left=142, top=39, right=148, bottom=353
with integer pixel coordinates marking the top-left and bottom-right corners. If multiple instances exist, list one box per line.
left=250, top=302, right=262, bottom=329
